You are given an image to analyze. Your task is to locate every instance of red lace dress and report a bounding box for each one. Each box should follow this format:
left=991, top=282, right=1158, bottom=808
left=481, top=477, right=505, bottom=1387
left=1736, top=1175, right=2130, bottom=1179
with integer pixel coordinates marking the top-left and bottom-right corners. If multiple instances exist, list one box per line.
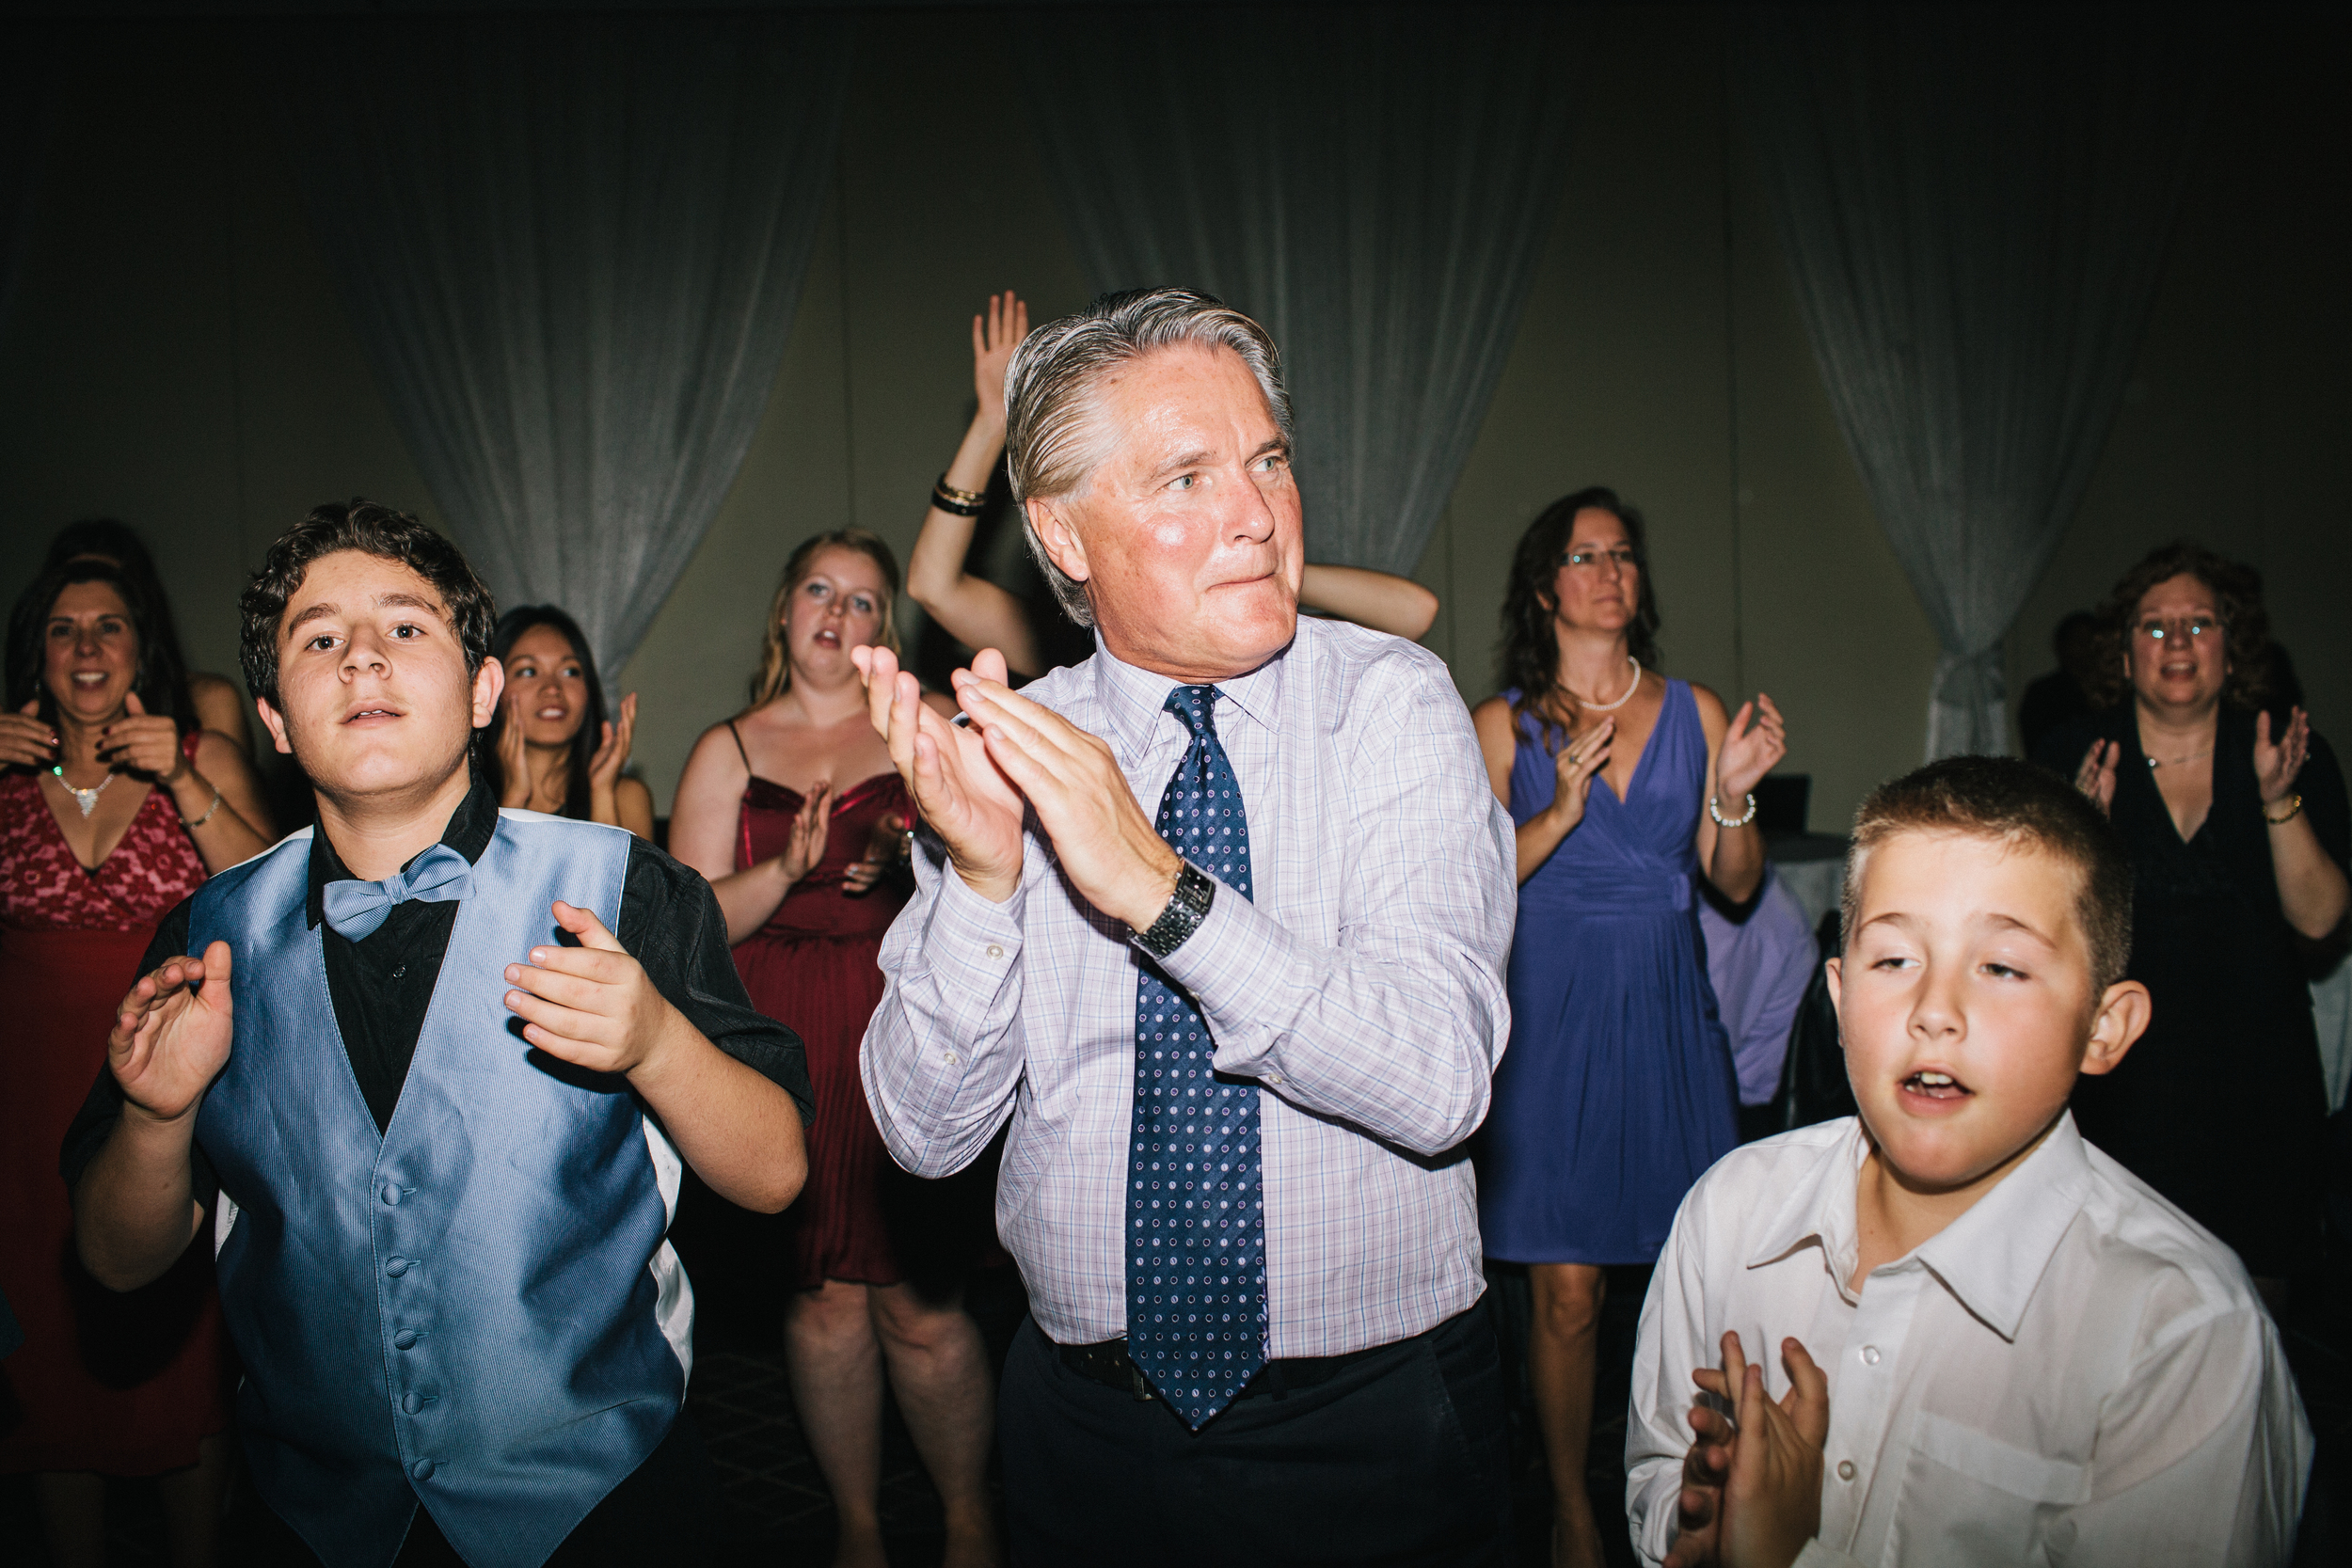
left=0, top=740, right=232, bottom=1475
left=727, top=734, right=993, bottom=1293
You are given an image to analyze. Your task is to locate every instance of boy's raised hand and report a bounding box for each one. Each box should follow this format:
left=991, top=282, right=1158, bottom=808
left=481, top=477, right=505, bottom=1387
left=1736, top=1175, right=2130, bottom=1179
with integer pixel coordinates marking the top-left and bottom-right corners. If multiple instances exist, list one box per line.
left=503, top=901, right=691, bottom=1079
left=1717, top=1336, right=1830, bottom=1568
left=109, top=942, right=235, bottom=1125
left=1665, top=1329, right=1751, bottom=1568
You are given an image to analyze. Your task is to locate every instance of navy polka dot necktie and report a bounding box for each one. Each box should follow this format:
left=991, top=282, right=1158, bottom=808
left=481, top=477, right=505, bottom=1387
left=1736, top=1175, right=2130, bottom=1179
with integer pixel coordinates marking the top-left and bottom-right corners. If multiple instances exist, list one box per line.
left=1127, top=685, right=1267, bottom=1429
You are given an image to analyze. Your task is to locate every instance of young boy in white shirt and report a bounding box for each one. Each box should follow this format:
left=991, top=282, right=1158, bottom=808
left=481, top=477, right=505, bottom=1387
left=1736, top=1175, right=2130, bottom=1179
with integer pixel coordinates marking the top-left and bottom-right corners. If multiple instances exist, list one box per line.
left=1626, top=755, right=2312, bottom=1568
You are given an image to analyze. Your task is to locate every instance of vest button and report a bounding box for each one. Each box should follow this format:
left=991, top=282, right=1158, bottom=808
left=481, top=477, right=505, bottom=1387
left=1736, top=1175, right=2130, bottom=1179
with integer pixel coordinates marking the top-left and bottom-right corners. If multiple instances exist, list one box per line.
left=385, top=1256, right=410, bottom=1277
left=381, top=1183, right=403, bottom=1206
left=402, top=1392, right=423, bottom=1414
left=392, top=1330, right=418, bottom=1351
left=410, top=1457, right=435, bottom=1481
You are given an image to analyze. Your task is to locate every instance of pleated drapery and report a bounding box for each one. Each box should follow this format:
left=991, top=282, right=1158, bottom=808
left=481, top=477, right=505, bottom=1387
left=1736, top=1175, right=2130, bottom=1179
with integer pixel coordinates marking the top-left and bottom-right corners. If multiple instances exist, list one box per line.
left=1734, top=7, right=2204, bottom=758
left=1016, top=5, right=1580, bottom=578
left=270, top=12, right=853, bottom=674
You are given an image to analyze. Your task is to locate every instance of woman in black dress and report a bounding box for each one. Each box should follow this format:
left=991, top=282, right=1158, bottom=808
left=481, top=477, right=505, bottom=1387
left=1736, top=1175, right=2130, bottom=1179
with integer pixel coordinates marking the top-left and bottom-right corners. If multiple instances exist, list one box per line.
left=2036, top=541, right=2348, bottom=1298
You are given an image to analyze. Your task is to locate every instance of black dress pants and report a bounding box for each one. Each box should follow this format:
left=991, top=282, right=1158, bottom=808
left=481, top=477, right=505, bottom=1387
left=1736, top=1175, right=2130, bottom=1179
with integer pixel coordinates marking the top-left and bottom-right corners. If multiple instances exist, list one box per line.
left=231, top=1410, right=717, bottom=1566
left=1000, top=1297, right=1513, bottom=1567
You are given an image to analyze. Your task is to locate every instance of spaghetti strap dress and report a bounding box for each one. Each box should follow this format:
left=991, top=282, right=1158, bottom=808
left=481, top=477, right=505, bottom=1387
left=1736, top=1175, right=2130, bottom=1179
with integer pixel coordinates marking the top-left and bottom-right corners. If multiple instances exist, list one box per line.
left=0, top=734, right=232, bottom=1475
left=725, top=726, right=992, bottom=1293
left=1479, top=681, right=1740, bottom=1265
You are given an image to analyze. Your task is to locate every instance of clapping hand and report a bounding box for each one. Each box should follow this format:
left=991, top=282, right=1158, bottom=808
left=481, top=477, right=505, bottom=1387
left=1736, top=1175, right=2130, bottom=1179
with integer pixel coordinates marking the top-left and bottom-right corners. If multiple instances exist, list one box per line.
left=2074, top=738, right=2122, bottom=816
left=502, top=901, right=688, bottom=1079
left=0, top=698, right=58, bottom=769
left=497, top=689, right=533, bottom=808
left=1716, top=694, right=1788, bottom=803
left=2254, top=706, right=2311, bottom=806
left=96, top=691, right=186, bottom=781
left=974, top=291, right=1028, bottom=429
left=1549, top=720, right=1613, bottom=837
left=776, top=781, right=834, bottom=888
left=843, top=811, right=908, bottom=896
left=1664, top=1332, right=1830, bottom=1568
left=109, top=942, right=235, bottom=1126
left=853, top=644, right=1028, bottom=903
left=588, top=692, right=640, bottom=798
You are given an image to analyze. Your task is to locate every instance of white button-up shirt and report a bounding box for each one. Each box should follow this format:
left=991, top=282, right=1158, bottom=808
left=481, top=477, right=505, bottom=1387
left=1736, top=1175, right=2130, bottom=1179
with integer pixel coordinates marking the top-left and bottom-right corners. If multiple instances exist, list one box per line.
left=861, top=617, right=1516, bottom=1355
left=1628, top=1114, right=2311, bottom=1567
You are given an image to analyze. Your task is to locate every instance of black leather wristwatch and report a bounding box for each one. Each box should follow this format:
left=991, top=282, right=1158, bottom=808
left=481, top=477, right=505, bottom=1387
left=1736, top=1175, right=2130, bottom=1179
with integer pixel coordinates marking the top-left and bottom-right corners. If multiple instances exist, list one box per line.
left=1134, top=861, right=1216, bottom=959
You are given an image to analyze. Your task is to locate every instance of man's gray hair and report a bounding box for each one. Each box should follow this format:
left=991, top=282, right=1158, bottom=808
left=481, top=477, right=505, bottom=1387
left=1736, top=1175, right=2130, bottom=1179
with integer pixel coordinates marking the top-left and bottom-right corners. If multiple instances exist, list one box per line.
left=1002, top=287, right=1292, bottom=628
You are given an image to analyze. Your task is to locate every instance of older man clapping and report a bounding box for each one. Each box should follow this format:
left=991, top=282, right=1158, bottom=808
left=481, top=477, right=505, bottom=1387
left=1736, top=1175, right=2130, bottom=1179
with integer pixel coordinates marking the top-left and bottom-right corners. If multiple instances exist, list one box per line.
left=855, top=290, right=1517, bottom=1566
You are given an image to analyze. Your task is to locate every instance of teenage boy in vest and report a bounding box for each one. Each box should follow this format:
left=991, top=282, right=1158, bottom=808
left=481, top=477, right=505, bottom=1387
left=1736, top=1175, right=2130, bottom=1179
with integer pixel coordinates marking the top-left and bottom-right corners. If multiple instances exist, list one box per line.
left=65, top=501, right=813, bottom=1568
left=1628, top=756, right=2310, bottom=1568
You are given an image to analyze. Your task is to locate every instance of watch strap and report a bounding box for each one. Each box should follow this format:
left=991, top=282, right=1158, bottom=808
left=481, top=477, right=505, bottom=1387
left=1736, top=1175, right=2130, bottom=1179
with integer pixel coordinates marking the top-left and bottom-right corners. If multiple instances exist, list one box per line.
left=1134, top=861, right=1216, bottom=959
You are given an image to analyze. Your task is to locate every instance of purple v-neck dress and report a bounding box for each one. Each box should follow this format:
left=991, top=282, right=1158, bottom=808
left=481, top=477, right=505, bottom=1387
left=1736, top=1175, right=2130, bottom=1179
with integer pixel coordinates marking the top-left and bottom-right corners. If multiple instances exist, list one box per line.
left=1479, top=680, right=1739, bottom=1264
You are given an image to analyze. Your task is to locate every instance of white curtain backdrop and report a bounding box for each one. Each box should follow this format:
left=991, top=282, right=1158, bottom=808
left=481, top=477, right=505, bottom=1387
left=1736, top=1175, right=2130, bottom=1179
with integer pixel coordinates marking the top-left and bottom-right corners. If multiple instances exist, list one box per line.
left=1734, top=8, right=2203, bottom=758
left=1016, top=5, right=1579, bottom=578
left=269, top=12, right=853, bottom=674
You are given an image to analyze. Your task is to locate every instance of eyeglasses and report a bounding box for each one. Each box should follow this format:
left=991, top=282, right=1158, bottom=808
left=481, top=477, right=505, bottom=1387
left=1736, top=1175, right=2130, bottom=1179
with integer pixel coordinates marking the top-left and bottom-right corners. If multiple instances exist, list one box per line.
left=2132, top=615, right=2218, bottom=642
left=1558, top=547, right=1640, bottom=573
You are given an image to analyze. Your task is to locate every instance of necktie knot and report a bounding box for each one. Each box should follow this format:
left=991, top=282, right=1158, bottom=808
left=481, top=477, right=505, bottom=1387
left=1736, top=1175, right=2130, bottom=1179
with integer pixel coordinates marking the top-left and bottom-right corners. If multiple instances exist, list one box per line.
left=322, top=842, right=474, bottom=942
left=1164, top=684, right=1221, bottom=740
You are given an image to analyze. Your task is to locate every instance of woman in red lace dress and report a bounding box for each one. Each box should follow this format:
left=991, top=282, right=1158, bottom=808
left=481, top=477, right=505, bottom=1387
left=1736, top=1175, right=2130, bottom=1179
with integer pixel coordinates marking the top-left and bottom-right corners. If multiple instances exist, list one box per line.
left=672, top=531, right=999, bottom=1568
left=1, top=559, right=272, bottom=1566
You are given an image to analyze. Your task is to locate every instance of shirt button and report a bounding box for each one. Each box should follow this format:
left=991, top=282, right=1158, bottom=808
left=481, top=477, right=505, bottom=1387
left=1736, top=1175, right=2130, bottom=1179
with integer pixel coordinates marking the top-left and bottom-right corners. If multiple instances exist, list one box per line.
left=1836, top=1460, right=1856, bottom=1482
left=385, top=1257, right=410, bottom=1277
left=940, top=1051, right=960, bottom=1066
left=984, top=943, right=1004, bottom=960
left=1861, top=1345, right=1881, bottom=1365
left=1264, top=1073, right=1283, bottom=1085
left=402, top=1392, right=423, bottom=1414
left=392, top=1330, right=419, bottom=1351
left=381, top=1182, right=403, bottom=1206
left=410, top=1458, right=436, bottom=1481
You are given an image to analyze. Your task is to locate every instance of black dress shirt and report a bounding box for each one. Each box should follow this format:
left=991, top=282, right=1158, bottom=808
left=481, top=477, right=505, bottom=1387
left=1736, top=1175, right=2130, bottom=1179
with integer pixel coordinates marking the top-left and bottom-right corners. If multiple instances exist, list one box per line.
left=60, top=769, right=811, bottom=1203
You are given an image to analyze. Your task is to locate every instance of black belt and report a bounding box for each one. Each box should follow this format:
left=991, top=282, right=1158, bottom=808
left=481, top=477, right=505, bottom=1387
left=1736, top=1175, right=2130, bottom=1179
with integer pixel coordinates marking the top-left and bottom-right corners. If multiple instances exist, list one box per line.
left=1057, top=1325, right=1415, bottom=1404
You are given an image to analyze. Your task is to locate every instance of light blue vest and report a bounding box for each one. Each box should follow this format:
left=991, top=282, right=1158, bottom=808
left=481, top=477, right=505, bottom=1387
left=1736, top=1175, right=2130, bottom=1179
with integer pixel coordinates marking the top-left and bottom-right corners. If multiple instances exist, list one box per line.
left=191, top=811, right=691, bottom=1568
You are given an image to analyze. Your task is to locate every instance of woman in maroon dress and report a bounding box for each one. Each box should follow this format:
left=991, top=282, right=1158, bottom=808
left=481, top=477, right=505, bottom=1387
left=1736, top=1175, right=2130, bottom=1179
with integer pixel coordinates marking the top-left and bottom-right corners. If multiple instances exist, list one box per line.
left=1, top=559, right=271, bottom=1566
left=671, top=530, right=999, bottom=1568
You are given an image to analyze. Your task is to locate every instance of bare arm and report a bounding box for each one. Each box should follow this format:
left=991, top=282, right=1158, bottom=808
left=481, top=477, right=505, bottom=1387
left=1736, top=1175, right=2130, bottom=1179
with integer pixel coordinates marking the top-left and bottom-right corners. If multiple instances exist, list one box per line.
left=1473, top=694, right=1610, bottom=885
left=612, top=777, right=657, bottom=843
left=906, top=292, right=1045, bottom=677
left=1693, top=686, right=1784, bottom=906
left=188, top=673, right=253, bottom=756
left=1299, top=564, right=1440, bottom=641
left=102, top=699, right=273, bottom=870
left=669, top=723, right=827, bottom=945
left=74, top=944, right=233, bottom=1290
left=2255, top=709, right=2350, bottom=939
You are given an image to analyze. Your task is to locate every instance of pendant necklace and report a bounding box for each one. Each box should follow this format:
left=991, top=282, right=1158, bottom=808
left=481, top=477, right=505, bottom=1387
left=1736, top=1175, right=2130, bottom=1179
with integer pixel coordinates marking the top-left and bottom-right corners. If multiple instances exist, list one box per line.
left=51, top=765, right=116, bottom=818
left=2146, top=746, right=2213, bottom=770
left=1567, top=656, right=1642, bottom=714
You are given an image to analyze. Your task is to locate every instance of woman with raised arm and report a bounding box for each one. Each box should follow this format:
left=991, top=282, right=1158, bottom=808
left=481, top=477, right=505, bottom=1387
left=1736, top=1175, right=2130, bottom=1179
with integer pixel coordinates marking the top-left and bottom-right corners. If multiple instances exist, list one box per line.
left=907, top=291, right=1441, bottom=673
left=45, top=518, right=256, bottom=754
left=669, top=531, right=998, bottom=1568
left=2036, top=541, right=2346, bottom=1306
left=483, top=604, right=655, bottom=840
left=1469, top=488, right=1785, bottom=1568
left=0, top=559, right=273, bottom=1568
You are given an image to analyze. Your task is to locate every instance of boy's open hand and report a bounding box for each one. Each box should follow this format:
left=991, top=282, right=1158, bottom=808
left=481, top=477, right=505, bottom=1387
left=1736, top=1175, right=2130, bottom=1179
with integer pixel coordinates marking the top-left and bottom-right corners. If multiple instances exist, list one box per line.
left=108, top=942, right=235, bottom=1125
left=503, top=901, right=691, bottom=1080
left=1715, top=1336, right=1830, bottom=1568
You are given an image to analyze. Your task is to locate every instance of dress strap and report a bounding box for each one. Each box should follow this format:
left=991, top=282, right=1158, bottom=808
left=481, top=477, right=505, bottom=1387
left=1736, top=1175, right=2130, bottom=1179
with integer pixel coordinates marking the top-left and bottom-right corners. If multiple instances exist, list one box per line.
left=726, top=721, right=753, bottom=770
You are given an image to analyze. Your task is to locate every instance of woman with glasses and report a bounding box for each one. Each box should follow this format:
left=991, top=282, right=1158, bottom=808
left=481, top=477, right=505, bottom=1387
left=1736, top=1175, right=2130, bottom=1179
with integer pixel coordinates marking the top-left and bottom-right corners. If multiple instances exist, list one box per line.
left=2036, top=541, right=2346, bottom=1306
left=1470, top=487, right=1785, bottom=1568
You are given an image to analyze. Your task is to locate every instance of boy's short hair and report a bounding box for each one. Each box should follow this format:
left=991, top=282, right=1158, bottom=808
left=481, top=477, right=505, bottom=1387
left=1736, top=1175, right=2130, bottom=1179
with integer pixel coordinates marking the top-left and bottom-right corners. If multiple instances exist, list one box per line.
left=1843, top=755, right=2134, bottom=991
left=240, top=500, right=497, bottom=709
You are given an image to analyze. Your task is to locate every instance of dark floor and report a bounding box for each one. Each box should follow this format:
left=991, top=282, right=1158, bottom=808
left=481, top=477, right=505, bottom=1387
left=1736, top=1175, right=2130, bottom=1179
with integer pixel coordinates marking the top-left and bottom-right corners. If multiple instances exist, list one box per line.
left=7, top=1230, right=2347, bottom=1565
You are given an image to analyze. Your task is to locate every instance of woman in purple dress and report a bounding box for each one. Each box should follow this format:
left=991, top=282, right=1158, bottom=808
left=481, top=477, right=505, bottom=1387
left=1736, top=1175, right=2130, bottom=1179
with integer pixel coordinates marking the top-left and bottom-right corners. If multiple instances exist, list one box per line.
left=1471, top=488, right=1786, bottom=1568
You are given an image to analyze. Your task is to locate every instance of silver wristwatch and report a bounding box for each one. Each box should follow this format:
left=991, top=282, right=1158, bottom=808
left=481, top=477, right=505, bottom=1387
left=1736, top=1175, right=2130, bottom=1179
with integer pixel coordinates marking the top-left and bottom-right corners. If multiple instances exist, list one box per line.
left=1134, top=861, right=1216, bottom=959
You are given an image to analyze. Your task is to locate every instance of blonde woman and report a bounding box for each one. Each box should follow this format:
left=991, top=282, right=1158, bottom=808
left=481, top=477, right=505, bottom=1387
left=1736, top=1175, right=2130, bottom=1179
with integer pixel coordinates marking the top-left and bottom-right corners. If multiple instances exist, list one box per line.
left=670, top=531, right=997, bottom=1568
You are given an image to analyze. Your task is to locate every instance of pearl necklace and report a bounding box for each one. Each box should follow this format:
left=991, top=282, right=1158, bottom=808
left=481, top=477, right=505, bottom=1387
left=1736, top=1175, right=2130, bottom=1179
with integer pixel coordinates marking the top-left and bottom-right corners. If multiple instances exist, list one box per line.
left=1566, top=656, right=1641, bottom=714
left=51, top=765, right=117, bottom=818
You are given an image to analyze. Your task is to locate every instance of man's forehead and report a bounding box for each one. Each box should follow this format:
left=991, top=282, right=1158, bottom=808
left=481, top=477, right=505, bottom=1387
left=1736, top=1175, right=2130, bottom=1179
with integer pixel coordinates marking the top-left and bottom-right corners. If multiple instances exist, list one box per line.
left=1100, top=345, right=1280, bottom=439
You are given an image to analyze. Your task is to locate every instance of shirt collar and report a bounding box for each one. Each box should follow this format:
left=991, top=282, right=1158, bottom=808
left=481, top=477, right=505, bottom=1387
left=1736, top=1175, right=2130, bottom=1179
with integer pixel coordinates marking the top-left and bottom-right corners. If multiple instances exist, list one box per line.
left=1743, top=1113, right=2095, bottom=1341
left=1089, top=626, right=1293, bottom=769
left=305, top=763, right=500, bottom=929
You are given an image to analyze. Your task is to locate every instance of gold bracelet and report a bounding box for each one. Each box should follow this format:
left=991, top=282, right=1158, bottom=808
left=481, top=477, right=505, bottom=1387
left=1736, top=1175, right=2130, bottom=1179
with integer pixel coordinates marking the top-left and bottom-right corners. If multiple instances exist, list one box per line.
left=933, top=474, right=987, bottom=507
left=2264, top=793, right=2303, bottom=826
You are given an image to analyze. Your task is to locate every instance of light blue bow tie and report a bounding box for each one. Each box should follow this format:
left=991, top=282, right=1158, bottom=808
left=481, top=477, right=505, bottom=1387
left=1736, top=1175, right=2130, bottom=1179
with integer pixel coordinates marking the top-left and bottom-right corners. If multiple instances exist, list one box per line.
left=322, top=843, right=473, bottom=942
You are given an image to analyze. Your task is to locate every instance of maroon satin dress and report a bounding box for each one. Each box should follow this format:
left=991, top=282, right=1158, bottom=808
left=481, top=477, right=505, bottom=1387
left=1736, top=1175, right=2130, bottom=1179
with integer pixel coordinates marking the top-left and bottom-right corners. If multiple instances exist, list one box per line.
left=0, top=737, right=232, bottom=1475
left=727, top=731, right=990, bottom=1292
